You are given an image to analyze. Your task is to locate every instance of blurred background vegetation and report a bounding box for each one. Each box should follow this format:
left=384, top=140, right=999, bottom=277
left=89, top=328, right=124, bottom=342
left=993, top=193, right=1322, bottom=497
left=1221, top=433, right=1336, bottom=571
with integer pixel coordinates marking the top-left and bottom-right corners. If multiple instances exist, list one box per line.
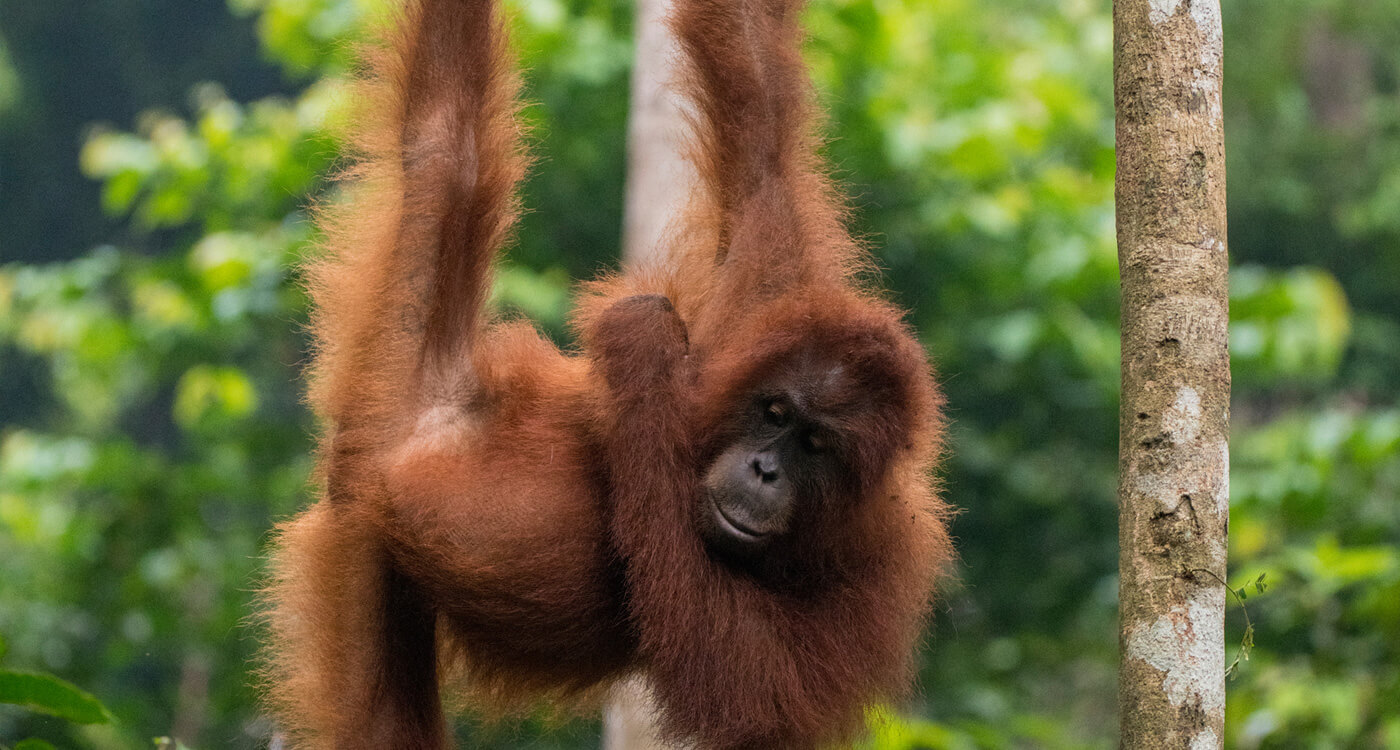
left=0, top=0, right=1396, bottom=746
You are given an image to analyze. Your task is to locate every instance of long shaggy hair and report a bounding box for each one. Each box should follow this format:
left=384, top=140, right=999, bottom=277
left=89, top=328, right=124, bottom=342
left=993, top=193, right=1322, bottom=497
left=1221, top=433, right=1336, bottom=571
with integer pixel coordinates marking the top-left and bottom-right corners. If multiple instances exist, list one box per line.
left=258, top=0, right=951, bottom=747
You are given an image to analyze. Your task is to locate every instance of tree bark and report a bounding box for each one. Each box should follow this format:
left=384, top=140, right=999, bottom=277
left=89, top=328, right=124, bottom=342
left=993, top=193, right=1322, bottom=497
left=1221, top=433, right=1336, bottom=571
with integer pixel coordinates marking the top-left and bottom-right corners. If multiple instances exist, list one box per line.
left=604, top=0, right=690, bottom=746
left=1114, top=0, right=1230, bottom=747
left=602, top=678, right=669, bottom=750
left=620, top=0, right=692, bottom=262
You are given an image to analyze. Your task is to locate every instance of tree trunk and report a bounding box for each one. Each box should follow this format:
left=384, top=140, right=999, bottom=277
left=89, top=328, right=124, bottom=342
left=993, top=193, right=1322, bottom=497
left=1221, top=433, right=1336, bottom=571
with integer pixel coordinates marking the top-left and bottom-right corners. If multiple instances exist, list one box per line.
left=602, top=678, right=669, bottom=750
left=620, top=0, right=692, bottom=262
left=1114, top=0, right=1230, bottom=746
left=604, top=0, right=690, bottom=746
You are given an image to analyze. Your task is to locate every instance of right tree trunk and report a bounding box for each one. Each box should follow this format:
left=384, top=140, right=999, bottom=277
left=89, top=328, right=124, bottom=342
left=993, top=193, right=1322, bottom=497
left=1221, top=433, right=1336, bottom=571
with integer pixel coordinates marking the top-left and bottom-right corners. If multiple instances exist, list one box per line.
left=1114, top=0, right=1231, bottom=746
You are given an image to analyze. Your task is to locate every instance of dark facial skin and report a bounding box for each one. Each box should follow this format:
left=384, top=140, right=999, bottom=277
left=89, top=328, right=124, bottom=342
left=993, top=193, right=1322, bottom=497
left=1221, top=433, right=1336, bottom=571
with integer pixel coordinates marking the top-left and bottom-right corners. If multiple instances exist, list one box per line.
left=699, top=385, right=837, bottom=561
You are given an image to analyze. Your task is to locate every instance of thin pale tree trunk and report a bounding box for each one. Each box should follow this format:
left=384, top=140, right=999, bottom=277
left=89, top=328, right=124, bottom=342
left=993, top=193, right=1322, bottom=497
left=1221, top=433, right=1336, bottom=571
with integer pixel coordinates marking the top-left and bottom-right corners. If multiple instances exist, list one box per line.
left=604, top=0, right=691, bottom=746
left=1114, top=0, right=1230, bottom=746
left=620, top=0, right=692, bottom=262
left=602, top=678, right=670, bottom=750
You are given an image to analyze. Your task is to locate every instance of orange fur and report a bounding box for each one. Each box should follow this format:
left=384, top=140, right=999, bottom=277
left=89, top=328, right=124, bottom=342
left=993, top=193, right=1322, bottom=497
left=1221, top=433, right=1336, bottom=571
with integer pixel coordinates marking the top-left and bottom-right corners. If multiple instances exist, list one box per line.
left=260, top=0, right=950, bottom=747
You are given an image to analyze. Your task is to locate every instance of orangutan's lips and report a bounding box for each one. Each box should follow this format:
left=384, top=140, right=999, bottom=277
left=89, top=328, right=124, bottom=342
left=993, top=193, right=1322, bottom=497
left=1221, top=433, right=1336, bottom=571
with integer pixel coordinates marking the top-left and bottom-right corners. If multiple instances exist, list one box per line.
left=711, top=496, right=768, bottom=541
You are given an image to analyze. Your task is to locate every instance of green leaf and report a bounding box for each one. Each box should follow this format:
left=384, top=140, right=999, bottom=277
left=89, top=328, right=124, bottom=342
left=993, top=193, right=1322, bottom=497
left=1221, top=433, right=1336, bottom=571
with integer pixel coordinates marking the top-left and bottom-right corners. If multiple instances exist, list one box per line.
left=15, top=739, right=59, bottom=750
left=0, top=670, right=114, bottom=725
left=173, top=365, right=259, bottom=428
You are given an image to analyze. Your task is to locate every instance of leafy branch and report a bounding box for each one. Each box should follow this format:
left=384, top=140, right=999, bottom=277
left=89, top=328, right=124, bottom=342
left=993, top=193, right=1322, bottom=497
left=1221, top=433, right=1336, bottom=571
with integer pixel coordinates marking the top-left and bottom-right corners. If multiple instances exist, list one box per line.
left=1189, top=569, right=1269, bottom=679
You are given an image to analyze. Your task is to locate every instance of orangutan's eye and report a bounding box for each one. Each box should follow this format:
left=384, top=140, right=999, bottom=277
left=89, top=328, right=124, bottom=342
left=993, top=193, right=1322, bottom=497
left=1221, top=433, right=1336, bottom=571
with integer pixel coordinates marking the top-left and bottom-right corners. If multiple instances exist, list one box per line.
left=764, top=400, right=789, bottom=427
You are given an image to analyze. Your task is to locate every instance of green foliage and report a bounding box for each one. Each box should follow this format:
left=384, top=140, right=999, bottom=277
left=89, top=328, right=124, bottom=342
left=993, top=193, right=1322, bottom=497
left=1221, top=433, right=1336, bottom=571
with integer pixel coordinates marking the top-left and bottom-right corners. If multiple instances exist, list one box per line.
left=0, top=0, right=1397, bottom=747
left=0, top=16, right=325, bottom=744
left=80, top=82, right=341, bottom=231
left=1227, top=407, right=1400, bottom=746
left=860, top=704, right=1088, bottom=750
left=0, top=38, right=19, bottom=116
left=0, top=633, right=114, bottom=750
left=1231, top=266, right=1351, bottom=385
left=0, top=671, right=113, bottom=726
left=228, top=0, right=373, bottom=76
